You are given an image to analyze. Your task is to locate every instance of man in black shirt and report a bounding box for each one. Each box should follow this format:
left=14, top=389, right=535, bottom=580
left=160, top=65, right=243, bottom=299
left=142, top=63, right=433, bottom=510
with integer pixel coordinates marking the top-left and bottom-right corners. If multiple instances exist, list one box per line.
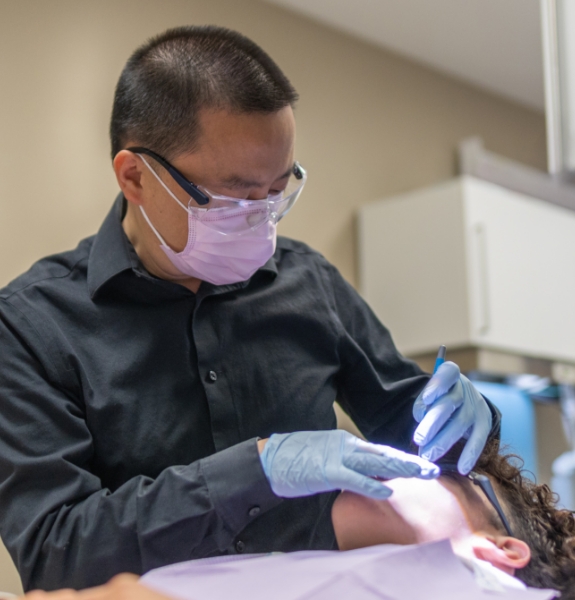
left=0, top=26, right=497, bottom=591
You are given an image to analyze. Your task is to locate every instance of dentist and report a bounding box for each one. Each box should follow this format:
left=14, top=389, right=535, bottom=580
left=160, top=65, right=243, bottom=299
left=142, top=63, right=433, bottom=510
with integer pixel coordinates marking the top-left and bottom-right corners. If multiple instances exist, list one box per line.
left=0, top=25, right=497, bottom=592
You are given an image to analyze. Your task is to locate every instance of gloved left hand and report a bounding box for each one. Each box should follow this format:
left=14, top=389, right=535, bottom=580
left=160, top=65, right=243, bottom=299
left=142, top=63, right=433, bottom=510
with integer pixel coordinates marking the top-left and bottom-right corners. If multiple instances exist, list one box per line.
left=412, top=361, right=492, bottom=474
left=260, top=430, right=439, bottom=499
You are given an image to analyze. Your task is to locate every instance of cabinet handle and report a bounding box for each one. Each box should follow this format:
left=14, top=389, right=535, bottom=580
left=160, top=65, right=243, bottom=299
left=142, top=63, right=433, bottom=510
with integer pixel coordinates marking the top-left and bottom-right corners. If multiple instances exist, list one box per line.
left=474, top=223, right=490, bottom=335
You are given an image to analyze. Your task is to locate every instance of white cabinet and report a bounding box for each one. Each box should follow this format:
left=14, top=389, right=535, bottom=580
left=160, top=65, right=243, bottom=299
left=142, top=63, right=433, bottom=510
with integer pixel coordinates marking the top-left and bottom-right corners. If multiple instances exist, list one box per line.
left=358, top=176, right=575, bottom=362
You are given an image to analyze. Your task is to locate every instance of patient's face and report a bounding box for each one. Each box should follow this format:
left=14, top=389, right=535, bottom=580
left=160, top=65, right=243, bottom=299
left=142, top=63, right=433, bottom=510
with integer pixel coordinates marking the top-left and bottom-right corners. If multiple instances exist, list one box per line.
left=332, top=473, right=500, bottom=551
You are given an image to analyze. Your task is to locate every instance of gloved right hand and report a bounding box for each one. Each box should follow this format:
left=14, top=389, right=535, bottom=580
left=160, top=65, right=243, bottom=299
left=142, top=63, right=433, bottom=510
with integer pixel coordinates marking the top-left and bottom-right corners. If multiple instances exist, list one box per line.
left=259, top=430, right=439, bottom=500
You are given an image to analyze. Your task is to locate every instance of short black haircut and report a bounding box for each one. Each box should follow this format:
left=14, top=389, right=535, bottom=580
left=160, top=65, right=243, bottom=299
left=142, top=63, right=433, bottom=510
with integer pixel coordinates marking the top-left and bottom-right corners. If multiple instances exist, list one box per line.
left=110, top=25, right=298, bottom=159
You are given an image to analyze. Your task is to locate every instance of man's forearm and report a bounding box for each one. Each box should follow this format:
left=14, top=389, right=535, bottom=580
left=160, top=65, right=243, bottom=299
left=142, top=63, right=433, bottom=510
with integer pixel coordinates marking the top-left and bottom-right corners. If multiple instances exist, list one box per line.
left=7, top=439, right=280, bottom=591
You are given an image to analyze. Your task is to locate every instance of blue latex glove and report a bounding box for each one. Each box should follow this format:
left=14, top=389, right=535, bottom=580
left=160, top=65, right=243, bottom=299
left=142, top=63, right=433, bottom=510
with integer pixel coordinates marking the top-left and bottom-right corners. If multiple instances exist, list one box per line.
left=259, top=430, right=439, bottom=499
left=412, top=361, right=492, bottom=475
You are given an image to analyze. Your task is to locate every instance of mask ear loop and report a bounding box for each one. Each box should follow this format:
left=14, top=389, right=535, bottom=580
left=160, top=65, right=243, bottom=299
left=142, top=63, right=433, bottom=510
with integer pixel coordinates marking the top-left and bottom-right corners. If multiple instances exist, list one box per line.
left=138, top=206, right=168, bottom=247
left=137, top=153, right=193, bottom=248
left=139, top=154, right=191, bottom=213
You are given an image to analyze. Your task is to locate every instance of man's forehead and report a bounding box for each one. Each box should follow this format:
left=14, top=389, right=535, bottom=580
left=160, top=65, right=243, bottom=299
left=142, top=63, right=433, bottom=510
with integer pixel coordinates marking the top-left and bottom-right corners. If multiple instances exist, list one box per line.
left=195, top=106, right=295, bottom=145
left=167, top=107, right=296, bottom=188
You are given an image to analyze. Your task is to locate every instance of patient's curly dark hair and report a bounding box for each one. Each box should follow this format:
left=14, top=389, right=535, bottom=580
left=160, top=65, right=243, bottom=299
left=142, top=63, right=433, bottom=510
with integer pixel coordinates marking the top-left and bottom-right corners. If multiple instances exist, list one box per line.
left=473, top=441, right=575, bottom=597
left=440, top=439, right=575, bottom=597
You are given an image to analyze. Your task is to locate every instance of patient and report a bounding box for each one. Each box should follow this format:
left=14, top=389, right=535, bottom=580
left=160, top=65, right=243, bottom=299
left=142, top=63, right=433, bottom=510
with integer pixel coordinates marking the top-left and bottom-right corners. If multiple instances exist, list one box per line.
left=333, top=440, right=575, bottom=596
left=20, top=441, right=575, bottom=600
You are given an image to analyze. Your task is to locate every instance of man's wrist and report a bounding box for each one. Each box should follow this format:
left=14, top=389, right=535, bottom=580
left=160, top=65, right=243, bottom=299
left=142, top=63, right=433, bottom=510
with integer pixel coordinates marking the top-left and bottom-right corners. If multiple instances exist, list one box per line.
left=257, top=438, right=268, bottom=454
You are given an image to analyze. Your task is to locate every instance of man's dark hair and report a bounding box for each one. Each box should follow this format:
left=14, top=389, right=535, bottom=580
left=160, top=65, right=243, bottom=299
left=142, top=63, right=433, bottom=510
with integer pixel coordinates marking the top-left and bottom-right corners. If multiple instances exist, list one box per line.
left=110, top=25, right=298, bottom=159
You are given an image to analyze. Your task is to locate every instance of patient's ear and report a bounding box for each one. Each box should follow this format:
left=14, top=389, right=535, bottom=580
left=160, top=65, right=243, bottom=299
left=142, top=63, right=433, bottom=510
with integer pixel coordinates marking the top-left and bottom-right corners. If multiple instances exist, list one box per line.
left=471, top=536, right=530, bottom=575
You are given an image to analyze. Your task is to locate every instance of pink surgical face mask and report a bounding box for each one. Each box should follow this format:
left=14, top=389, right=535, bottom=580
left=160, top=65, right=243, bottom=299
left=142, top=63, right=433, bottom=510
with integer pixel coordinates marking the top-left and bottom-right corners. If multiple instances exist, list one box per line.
left=139, top=156, right=278, bottom=286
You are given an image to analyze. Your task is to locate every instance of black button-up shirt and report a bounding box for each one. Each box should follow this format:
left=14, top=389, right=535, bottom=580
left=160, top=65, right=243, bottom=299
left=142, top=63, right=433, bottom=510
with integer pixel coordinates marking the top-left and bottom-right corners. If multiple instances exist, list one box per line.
left=0, top=196, right=440, bottom=590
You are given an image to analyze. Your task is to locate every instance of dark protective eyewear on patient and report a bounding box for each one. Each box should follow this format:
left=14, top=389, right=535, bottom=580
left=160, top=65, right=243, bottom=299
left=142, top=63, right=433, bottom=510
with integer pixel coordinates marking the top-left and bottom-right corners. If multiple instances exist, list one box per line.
left=127, top=146, right=305, bottom=207
left=439, top=464, right=514, bottom=536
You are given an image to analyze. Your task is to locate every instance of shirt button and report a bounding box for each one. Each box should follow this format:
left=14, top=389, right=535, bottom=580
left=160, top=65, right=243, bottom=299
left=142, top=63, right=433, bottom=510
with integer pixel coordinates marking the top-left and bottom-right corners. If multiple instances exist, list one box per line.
left=248, top=506, right=261, bottom=517
left=235, top=540, right=246, bottom=553
left=208, top=370, right=218, bottom=382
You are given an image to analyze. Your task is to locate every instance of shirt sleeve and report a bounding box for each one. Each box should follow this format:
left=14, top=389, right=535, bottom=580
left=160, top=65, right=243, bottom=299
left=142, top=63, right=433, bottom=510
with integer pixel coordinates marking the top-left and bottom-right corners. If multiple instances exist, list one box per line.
left=322, top=261, right=501, bottom=451
left=0, top=300, right=281, bottom=591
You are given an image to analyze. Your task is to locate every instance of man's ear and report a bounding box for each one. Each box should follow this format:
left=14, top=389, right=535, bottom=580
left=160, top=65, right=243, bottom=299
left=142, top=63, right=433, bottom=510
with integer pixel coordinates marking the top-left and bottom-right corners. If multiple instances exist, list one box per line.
left=472, top=536, right=530, bottom=576
left=113, top=150, right=145, bottom=206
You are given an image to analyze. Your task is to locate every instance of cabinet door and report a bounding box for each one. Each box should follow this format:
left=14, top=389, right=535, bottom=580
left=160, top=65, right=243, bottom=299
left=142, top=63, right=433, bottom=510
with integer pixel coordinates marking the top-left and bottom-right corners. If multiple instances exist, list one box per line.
left=359, top=180, right=469, bottom=355
left=464, top=178, right=575, bottom=361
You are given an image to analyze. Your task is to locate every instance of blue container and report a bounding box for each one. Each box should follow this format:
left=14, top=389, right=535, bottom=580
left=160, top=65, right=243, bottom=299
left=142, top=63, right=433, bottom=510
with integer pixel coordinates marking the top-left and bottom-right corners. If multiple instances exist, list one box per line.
left=472, top=381, right=538, bottom=481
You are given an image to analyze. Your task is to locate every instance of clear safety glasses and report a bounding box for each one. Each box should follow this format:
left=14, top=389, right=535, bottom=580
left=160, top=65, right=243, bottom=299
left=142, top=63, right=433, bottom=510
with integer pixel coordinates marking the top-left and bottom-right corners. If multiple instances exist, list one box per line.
left=128, top=146, right=306, bottom=232
left=439, top=464, right=514, bottom=536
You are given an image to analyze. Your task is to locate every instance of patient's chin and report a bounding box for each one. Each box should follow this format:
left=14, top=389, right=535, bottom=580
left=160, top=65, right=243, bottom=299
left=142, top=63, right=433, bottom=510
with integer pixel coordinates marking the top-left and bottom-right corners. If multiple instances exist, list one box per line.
left=331, top=491, right=418, bottom=550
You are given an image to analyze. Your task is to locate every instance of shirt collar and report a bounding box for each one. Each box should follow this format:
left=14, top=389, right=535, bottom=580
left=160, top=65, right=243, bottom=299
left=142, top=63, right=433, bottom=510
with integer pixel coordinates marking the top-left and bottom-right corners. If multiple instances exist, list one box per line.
left=88, top=194, right=138, bottom=299
left=259, top=253, right=278, bottom=278
left=88, top=194, right=278, bottom=300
